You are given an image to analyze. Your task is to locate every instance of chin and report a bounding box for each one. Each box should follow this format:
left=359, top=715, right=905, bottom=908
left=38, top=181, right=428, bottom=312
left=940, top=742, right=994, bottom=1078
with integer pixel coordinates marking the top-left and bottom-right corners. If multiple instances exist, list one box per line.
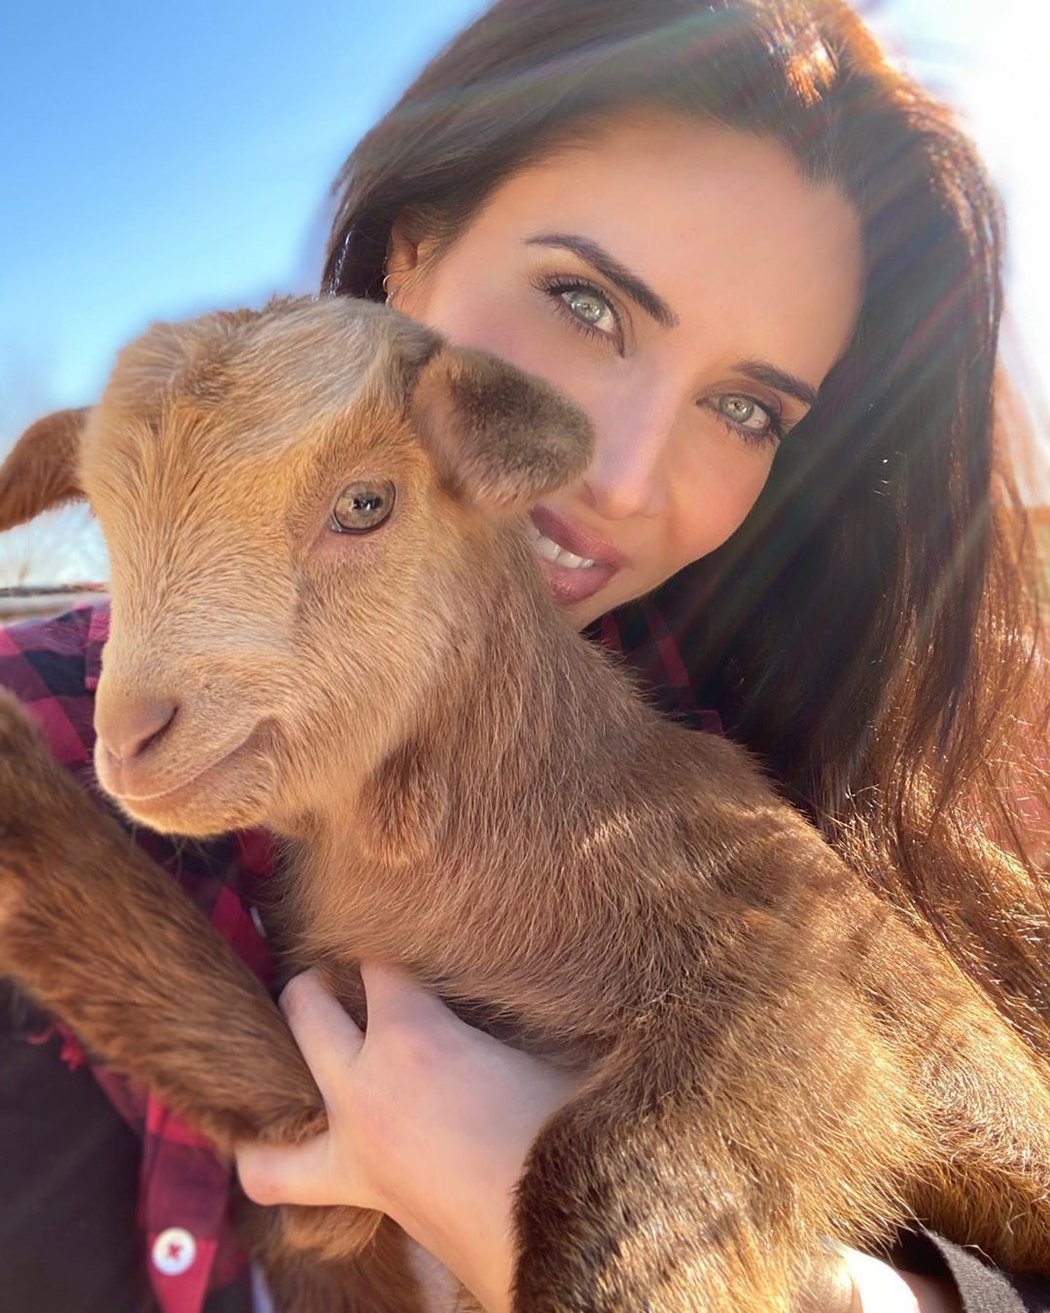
left=117, top=790, right=271, bottom=839
left=562, top=592, right=618, bottom=631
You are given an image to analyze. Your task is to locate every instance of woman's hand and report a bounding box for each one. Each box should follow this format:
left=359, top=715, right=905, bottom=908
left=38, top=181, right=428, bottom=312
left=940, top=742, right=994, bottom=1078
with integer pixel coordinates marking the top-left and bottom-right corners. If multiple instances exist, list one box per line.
left=235, top=964, right=581, bottom=1312
left=235, top=968, right=961, bottom=1313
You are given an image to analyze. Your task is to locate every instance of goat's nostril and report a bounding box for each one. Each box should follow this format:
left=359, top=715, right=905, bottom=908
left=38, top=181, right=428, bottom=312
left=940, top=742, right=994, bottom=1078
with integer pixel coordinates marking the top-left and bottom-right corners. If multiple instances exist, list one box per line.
left=100, top=699, right=179, bottom=763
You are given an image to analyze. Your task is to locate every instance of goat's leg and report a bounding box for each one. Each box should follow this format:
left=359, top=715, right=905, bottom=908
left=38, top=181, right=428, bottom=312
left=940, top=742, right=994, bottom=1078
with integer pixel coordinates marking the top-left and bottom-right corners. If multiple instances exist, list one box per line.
left=510, top=990, right=932, bottom=1313
left=247, top=1205, right=437, bottom=1313
left=896, top=995, right=1050, bottom=1270
left=0, top=692, right=432, bottom=1303
left=841, top=893, right=1050, bottom=1271
left=514, top=1078, right=811, bottom=1312
left=0, top=688, right=324, bottom=1149
left=512, top=973, right=1050, bottom=1312
left=0, top=692, right=432, bottom=1297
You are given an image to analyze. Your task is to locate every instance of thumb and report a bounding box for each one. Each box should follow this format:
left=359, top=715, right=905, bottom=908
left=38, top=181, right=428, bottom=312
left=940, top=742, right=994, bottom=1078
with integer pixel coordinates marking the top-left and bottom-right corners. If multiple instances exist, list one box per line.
left=278, top=969, right=365, bottom=1106
left=236, top=1133, right=370, bottom=1209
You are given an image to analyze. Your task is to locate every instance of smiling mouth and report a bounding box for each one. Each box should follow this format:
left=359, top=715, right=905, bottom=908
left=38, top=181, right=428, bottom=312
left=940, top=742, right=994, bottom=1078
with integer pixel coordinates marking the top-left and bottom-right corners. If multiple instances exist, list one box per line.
left=527, top=506, right=623, bottom=606
left=528, top=520, right=600, bottom=570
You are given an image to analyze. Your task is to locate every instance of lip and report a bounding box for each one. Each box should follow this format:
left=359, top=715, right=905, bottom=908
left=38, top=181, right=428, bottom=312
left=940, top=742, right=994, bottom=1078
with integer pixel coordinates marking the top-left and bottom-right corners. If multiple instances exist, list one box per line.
left=529, top=505, right=627, bottom=569
left=528, top=504, right=626, bottom=607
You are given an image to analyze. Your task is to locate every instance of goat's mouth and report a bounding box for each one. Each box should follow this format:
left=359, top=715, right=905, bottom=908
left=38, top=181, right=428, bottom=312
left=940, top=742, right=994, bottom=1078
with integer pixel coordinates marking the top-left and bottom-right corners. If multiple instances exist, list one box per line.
left=100, top=721, right=277, bottom=834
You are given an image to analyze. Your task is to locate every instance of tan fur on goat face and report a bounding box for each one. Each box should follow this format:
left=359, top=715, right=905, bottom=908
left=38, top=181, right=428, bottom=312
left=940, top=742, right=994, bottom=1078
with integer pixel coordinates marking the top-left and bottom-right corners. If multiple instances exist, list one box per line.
left=75, top=297, right=591, bottom=839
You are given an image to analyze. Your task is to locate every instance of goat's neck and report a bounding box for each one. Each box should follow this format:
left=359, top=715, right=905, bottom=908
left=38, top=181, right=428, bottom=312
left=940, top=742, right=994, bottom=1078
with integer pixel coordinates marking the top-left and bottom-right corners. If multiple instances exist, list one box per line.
left=329, top=532, right=653, bottom=866
left=446, top=538, right=643, bottom=772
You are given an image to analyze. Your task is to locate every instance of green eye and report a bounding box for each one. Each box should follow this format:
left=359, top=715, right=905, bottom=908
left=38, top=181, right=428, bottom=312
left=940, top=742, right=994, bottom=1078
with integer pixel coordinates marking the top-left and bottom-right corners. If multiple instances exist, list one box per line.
left=718, top=394, right=770, bottom=432
left=564, top=288, right=609, bottom=327
left=534, top=273, right=625, bottom=352
left=330, top=480, right=396, bottom=533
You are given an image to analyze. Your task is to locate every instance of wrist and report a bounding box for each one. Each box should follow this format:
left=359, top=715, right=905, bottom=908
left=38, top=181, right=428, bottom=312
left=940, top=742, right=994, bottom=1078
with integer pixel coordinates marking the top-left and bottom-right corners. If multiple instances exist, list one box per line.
left=443, top=1206, right=517, bottom=1313
left=387, top=1189, right=516, bottom=1313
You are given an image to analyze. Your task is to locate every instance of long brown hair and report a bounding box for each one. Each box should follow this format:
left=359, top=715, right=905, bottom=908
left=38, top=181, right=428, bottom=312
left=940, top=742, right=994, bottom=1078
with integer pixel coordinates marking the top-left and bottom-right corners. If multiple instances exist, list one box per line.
left=323, top=0, right=1049, bottom=1039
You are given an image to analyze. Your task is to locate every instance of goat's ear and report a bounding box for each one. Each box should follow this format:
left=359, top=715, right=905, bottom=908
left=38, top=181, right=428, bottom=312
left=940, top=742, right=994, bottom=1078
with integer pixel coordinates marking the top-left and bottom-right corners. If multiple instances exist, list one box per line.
left=0, top=408, right=90, bottom=533
left=410, top=347, right=593, bottom=513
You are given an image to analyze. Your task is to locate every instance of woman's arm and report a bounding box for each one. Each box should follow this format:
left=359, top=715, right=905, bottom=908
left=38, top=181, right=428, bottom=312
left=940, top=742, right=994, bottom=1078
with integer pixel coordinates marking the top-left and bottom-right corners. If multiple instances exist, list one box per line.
left=234, top=968, right=966, bottom=1313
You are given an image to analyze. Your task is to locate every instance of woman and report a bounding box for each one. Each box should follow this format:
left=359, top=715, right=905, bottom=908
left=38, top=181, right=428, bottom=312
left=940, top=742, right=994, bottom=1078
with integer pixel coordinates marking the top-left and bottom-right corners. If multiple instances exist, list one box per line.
left=234, top=0, right=1048, bottom=1308
left=1, top=0, right=1045, bottom=1310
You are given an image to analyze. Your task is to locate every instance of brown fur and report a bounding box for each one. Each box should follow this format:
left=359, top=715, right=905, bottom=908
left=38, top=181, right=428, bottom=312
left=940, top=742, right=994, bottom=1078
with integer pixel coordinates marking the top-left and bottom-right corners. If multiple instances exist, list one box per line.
left=1, top=296, right=1049, bottom=1312
left=0, top=407, right=89, bottom=532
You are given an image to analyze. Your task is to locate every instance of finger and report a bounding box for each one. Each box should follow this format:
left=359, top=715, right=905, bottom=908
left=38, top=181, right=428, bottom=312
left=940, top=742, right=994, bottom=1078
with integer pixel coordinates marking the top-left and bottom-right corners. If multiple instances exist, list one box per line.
left=279, top=969, right=365, bottom=1104
left=235, top=1133, right=348, bottom=1208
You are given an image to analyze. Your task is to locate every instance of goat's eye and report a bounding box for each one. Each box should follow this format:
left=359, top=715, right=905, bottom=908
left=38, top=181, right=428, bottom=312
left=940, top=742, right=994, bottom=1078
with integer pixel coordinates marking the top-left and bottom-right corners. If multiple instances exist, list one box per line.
left=330, top=480, right=396, bottom=533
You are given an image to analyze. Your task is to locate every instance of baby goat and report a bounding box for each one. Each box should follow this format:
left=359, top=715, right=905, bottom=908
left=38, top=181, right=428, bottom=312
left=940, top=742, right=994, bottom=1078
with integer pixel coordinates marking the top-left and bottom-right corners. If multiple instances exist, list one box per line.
left=0, top=296, right=1049, bottom=1313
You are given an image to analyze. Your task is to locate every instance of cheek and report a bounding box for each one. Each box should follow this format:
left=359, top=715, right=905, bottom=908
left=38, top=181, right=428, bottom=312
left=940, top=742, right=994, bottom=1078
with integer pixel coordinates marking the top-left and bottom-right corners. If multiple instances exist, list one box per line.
left=433, top=299, right=537, bottom=366
left=409, top=273, right=581, bottom=397
left=666, top=447, right=773, bottom=569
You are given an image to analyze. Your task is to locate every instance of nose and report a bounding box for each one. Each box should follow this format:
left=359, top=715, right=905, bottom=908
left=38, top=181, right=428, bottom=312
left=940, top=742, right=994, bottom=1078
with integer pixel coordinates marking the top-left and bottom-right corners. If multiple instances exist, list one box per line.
left=580, top=396, right=672, bottom=521
left=97, top=697, right=178, bottom=763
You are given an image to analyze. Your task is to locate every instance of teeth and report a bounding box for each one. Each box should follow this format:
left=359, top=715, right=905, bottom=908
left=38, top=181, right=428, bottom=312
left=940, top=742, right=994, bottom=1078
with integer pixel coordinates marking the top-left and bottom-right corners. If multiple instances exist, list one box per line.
left=556, top=547, right=593, bottom=570
left=529, top=524, right=598, bottom=570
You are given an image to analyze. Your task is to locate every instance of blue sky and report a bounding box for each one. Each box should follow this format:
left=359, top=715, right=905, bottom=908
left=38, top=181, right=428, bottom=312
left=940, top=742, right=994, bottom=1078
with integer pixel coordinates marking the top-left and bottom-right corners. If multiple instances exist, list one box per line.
left=1, top=0, right=1045, bottom=580
left=1, top=0, right=483, bottom=415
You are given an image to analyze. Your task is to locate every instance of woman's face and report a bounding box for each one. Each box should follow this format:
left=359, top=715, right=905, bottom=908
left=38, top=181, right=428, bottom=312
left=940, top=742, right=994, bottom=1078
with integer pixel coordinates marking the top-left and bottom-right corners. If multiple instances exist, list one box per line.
left=389, top=112, right=864, bottom=628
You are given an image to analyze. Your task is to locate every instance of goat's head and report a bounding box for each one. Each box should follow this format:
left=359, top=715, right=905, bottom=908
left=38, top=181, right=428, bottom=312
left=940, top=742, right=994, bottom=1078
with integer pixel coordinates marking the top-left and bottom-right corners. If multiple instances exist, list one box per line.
left=0, top=298, right=593, bottom=836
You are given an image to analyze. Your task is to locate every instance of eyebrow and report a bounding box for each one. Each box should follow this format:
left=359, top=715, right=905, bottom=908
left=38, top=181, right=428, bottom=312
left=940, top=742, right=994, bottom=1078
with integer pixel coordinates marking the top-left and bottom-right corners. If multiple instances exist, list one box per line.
left=525, top=232, right=679, bottom=330
left=734, top=359, right=818, bottom=411
left=525, top=232, right=819, bottom=411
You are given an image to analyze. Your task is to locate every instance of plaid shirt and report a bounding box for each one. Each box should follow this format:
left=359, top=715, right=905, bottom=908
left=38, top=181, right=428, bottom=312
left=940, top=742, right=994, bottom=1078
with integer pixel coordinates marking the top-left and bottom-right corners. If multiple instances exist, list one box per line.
left=0, top=598, right=718, bottom=1313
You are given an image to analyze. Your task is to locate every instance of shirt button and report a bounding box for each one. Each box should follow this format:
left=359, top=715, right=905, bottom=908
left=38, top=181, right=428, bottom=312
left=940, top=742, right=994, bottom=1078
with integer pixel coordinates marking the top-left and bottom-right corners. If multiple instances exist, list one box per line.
left=151, top=1226, right=197, bottom=1276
